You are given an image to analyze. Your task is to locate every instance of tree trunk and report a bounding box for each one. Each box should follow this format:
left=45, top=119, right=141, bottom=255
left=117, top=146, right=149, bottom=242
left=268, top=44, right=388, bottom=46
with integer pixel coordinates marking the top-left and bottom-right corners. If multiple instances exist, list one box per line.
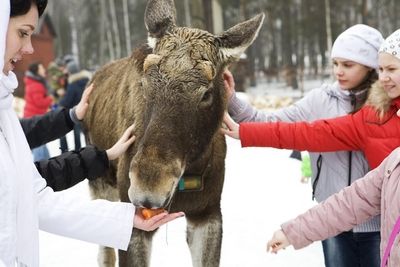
left=202, top=0, right=213, bottom=32
left=281, top=1, right=298, bottom=89
left=184, top=0, right=192, bottom=27
left=109, top=0, right=121, bottom=59
left=68, top=4, right=79, bottom=65
left=122, top=0, right=132, bottom=56
left=99, top=0, right=106, bottom=64
left=360, top=0, right=368, bottom=24
left=325, top=0, right=332, bottom=58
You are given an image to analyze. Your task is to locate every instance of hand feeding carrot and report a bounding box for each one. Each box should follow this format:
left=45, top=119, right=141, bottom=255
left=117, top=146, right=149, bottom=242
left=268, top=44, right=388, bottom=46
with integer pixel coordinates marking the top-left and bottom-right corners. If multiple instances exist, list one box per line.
left=141, top=208, right=165, bottom=220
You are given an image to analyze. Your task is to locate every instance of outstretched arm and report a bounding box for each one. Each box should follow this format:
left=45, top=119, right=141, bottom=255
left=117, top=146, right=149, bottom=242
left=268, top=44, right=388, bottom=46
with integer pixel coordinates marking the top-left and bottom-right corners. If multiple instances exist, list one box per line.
left=224, top=69, right=316, bottom=123
left=21, top=107, right=74, bottom=149
left=266, top=153, right=386, bottom=253
left=20, top=84, right=94, bottom=149
left=239, top=112, right=364, bottom=152
left=36, top=125, right=136, bottom=191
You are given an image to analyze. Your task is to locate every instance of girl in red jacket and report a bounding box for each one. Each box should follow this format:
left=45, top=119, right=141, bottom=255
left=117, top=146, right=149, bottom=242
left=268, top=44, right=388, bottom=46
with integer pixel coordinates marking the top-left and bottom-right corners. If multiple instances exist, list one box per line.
left=223, top=29, right=400, bottom=266
left=223, top=29, right=400, bottom=173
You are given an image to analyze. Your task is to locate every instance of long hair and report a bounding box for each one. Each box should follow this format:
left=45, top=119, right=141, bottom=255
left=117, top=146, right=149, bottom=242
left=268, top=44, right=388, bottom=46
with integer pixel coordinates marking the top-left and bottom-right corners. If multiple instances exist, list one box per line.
left=10, top=0, right=47, bottom=18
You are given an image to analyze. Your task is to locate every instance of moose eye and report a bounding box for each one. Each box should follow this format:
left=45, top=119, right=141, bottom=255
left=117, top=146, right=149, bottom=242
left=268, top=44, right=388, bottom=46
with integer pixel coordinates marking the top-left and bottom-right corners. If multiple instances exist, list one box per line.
left=199, top=89, right=213, bottom=107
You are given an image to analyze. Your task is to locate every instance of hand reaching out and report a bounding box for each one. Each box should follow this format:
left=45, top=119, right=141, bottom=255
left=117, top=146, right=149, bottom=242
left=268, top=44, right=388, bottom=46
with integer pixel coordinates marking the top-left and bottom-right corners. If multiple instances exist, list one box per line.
left=223, top=69, right=236, bottom=100
left=267, top=229, right=291, bottom=254
left=75, top=83, right=94, bottom=120
left=133, top=209, right=185, bottom=231
left=106, top=125, right=136, bottom=160
left=221, top=112, right=240, bottom=139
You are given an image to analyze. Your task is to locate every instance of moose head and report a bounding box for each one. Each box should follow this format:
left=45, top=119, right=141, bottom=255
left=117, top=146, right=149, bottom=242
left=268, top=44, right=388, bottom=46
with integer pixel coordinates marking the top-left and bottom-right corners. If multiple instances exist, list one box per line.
left=127, top=0, right=264, bottom=209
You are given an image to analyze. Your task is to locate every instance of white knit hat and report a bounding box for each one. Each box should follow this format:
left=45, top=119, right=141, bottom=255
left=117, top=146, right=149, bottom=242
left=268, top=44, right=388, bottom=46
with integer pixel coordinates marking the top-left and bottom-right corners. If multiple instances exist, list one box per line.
left=331, top=24, right=383, bottom=69
left=379, top=29, right=400, bottom=60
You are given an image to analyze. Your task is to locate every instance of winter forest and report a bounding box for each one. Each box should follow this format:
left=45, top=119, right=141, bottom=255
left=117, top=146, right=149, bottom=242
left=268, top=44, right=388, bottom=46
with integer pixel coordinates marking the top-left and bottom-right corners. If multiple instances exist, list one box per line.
left=46, top=0, right=400, bottom=90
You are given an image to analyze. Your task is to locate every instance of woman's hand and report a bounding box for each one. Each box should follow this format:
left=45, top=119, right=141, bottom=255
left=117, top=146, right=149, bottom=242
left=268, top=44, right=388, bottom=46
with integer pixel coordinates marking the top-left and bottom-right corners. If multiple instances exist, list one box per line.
left=75, top=83, right=94, bottom=120
left=221, top=112, right=240, bottom=139
left=106, top=125, right=136, bottom=160
left=223, top=69, right=236, bottom=100
left=267, top=229, right=291, bottom=254
left=133, top=209, right=185, bottom=231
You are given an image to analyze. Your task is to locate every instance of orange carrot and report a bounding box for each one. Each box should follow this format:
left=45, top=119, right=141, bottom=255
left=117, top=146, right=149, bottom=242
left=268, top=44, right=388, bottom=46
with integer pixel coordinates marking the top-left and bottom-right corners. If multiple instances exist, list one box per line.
left=141, top=208, right=165, bottom=220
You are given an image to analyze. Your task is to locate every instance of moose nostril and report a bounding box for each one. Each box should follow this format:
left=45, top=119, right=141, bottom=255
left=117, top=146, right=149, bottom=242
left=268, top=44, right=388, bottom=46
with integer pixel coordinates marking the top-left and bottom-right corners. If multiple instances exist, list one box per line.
left=141, top=199, right=153, bottom=209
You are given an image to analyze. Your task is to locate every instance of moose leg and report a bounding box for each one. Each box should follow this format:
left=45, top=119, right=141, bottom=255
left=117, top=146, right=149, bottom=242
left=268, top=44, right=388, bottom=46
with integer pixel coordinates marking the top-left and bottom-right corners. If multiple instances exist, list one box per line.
left=118, top=229, right=155, bottom=267
left=186, top=210, right=223, bottom=267
left=97, top=246, right=116, bottom=266
left=89, top=177, right=120, bottom=267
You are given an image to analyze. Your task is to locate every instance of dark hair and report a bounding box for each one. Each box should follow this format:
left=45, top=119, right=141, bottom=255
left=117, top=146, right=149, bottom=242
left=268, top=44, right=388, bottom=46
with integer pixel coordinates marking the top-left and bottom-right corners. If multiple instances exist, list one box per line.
left=10, top=0, right=48, bottom=18
left=28, top=61, right=41, bottom=75
left=349, top=69, right=378, bottom=113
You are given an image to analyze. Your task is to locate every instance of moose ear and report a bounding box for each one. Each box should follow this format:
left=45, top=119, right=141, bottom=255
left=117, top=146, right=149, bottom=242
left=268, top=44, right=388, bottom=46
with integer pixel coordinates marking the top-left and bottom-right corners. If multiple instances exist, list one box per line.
left=145, top=0, right=177, bottom=46
left=216, top=13, right=265, bottom=62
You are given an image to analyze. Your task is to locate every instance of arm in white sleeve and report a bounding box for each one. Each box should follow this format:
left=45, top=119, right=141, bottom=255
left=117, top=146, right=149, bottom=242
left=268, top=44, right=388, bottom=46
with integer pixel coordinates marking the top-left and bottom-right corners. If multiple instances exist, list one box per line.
left=33, top=167, right=134, bottom=250
left=228, top=89, right=317, bottom=123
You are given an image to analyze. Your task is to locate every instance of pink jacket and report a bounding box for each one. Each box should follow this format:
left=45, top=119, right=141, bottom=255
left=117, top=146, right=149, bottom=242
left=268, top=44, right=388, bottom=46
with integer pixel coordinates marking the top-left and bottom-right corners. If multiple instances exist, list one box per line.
left=281, top=147, right=400, bottom=267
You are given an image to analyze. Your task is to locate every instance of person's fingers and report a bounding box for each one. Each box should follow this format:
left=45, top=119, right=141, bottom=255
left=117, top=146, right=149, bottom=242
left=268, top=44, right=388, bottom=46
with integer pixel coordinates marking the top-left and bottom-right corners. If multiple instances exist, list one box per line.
left=118, top=136, right=136, bottom=153
left=223, top=113, right=235, bottom=130
left=224, top=80, right=229, bottom=89
left=220, top=128, right=230, bottom=136
left=126, top=135, right=136, bottom=145
left=267, top=243, right=275, bottom=253
left=223, top=69, right=232, bottom=80
left=82, top=84, right=94, bottom=100
left=86, top=83, right=94, bottom=93
left=272, top=243, right=284, bottom=253
left=120, top=124, right=136, bottom=141
left=152, top=212, right=185, bottom=228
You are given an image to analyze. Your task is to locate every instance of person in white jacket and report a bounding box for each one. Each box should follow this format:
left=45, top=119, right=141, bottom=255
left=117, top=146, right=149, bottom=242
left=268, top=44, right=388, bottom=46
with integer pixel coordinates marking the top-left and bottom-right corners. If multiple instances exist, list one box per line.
left=0, top=1, right=184, bottom=266
left=223, top=24, right=383, bottom=267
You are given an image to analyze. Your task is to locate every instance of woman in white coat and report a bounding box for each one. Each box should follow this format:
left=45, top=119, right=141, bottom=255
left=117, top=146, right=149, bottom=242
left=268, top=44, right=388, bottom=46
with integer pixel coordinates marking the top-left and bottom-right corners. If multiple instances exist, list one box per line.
left=0, top=1, right=184, bottom=266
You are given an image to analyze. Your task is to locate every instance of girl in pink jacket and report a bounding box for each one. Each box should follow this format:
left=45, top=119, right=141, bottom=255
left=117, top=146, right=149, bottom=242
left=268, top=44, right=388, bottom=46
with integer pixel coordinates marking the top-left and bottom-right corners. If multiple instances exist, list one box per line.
left=265, top=29, right=400, bottom=267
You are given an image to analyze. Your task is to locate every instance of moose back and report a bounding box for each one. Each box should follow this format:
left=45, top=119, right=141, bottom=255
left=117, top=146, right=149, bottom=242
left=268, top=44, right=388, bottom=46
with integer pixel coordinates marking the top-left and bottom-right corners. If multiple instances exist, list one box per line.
left=83, top=0, right=264, bottom=266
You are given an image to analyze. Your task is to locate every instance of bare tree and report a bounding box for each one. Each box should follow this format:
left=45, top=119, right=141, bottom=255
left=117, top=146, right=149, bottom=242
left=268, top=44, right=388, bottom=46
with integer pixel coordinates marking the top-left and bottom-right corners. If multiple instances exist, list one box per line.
left=122, top=0, right=132, bottom=56
left=202, top=0, right=213, bottom=32
left=325, top=0, right=332, bottom=59
left=109, top=0, right=122, bottom=59
left=184, top=0, right=192, bottom=27
left=99, top=0, right=107, bottom=64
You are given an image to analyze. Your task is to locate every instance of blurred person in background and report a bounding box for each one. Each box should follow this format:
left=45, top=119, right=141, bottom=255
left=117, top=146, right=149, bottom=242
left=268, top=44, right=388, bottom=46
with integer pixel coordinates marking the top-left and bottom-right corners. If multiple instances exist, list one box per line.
left=47, top=58, right=69, bottom=153
left=23, top=61, right=53, bottom=161
left=59, top=59, right=91, bottom=151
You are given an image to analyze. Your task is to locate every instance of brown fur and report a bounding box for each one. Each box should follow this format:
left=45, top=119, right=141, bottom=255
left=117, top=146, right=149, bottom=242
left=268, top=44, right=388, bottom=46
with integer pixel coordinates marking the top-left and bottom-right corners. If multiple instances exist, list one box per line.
left=83, top=1, right=264, bottom=266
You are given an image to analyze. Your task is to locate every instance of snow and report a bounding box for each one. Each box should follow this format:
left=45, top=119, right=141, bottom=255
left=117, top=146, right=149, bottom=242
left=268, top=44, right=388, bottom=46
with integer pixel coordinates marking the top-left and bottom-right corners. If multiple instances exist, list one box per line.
left=39, top=132, right=324, bottom=266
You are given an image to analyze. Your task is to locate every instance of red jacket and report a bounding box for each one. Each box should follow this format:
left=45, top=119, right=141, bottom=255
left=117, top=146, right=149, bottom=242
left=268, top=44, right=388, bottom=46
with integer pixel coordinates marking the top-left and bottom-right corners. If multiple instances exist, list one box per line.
left=23, top=76, right=53, bottom=118
left=240, top=83, right=400, bottom=170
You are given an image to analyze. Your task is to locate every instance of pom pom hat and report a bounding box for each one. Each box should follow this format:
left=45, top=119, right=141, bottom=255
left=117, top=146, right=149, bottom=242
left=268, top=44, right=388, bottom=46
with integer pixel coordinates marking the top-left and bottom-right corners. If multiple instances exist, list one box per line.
left=379, top=29, right=400, bottom=61
left=331, top=24, right=383, bottom=69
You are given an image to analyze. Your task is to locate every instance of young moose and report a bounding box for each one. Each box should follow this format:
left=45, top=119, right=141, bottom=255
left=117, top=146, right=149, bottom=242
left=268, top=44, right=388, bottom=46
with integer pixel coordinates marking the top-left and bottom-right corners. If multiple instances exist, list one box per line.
left=84, top=0, right=264, bottom=266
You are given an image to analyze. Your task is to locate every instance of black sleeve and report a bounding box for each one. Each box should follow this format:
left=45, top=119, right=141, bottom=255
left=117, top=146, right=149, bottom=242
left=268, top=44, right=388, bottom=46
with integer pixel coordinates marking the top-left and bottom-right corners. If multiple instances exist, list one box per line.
left=20, top=107, right=74, bottom=149
left=34, top=145, right=110, bottom=191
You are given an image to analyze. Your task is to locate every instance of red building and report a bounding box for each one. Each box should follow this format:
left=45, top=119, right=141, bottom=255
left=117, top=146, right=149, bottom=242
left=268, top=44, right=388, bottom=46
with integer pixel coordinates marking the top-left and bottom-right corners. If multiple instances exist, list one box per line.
left=14, top=14, right=57, bottom=97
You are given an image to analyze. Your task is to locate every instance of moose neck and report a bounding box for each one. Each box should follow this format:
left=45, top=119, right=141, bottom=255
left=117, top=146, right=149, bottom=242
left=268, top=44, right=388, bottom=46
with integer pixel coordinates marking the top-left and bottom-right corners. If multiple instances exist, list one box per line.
left=184, top=141, right=214, bottom=176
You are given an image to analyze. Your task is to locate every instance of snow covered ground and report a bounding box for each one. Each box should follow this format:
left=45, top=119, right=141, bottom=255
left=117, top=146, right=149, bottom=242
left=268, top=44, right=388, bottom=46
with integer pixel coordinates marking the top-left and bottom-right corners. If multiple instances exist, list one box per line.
left=39, top=132, right=324, bottom=267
